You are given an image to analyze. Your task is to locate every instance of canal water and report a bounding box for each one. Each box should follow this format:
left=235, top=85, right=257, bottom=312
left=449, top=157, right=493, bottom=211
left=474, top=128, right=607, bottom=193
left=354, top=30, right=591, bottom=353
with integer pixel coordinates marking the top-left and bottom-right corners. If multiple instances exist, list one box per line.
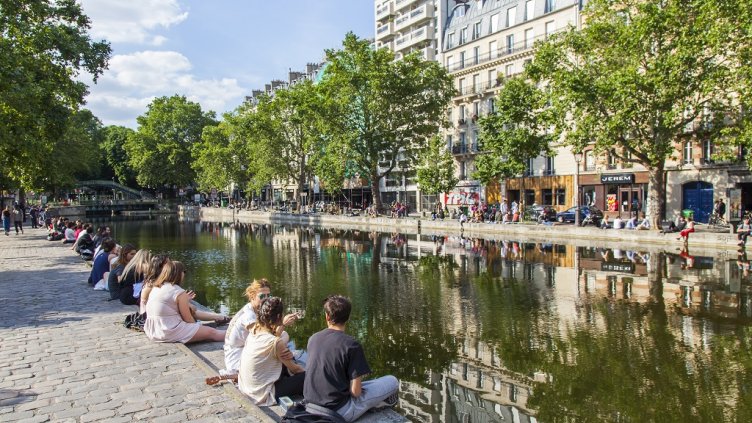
left=112, top=218, right=752, bottom=423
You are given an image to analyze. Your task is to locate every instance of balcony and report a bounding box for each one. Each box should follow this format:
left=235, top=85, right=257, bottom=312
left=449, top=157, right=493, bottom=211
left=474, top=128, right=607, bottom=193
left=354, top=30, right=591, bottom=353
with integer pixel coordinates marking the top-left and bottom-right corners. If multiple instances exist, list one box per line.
left=395, top=25, right=435, bottom=52
left=376, top=22, right=394, bottom=41
left=445, top=29, right=563, bottom=73
left=394, top=0, right=416, bottom=12
left=454, top=80, right=501, bottom=99
left=451, top=144, right=481, bottom=155
left=376, top=2, right=394, bottom=21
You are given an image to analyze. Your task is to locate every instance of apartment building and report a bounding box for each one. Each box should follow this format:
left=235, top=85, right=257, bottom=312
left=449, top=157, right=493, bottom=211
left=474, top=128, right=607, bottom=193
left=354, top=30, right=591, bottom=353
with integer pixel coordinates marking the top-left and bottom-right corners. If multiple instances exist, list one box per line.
left=441, top=0, right=583, bottom=211
left=375, top=0, right=440, bottom=62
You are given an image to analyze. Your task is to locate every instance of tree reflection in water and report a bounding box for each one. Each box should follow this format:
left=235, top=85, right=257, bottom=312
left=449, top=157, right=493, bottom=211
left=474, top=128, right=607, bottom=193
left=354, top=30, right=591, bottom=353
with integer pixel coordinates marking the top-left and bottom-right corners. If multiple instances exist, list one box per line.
left=112, top=219, right=752, bottom=422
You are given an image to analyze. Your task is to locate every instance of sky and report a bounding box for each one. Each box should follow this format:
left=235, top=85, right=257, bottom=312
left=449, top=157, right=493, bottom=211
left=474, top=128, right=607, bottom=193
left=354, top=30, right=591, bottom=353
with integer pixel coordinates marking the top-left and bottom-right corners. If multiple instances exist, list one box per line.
left=77, top=0, right=375, bottom=128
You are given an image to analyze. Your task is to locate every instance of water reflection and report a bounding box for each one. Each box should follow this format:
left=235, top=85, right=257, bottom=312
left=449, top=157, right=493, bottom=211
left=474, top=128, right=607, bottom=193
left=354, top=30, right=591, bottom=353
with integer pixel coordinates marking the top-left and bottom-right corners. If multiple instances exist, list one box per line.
left=112, top=218, right=752, bottom=422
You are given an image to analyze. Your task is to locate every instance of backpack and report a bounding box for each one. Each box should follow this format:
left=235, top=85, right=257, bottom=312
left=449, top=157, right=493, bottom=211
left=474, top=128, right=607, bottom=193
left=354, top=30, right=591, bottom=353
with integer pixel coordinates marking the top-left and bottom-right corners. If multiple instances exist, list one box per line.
left=123, top=312, right=146, bottom=331
left=281, top=401, right=347, bottom=423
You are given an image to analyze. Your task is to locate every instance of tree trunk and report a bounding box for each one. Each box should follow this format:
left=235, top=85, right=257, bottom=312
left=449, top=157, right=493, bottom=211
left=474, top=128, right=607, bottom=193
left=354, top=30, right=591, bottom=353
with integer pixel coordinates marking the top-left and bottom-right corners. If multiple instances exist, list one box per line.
left=647, top=167, right=667, bottom=230
left=371, top=173, right=382, bottom=212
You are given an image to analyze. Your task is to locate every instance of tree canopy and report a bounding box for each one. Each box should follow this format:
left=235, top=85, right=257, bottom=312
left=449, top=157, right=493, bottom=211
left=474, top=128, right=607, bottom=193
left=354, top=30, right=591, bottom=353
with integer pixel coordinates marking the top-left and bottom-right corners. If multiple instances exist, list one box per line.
left=416, top=135, right=459, bottom=195
left=319, top=33, right=455, bottom=209
left=481, top=0, right=751, bottom=225
left=0, top=0, right=111, bottom=191
left=125, top=95, right=217, bottom=189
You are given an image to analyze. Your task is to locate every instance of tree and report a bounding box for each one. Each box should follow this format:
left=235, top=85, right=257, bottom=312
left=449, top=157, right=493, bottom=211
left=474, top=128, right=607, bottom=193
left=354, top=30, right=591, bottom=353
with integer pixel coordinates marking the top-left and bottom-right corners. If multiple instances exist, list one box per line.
left=416, top=135, right=458, bottom=196
left=193, top=117, right=250, bottom=195
left=101, top=126, right=136, bottom=186
left=320, top=33, right=454, bottom=210
left=125, top=95, right=217, bottom=190
left=250, top=80, right=324, bottom=206
left=474, top=77, right=557, bottom=186
left=0, top=0, right=110, bottom=191
left=485, top=0, right=751, bottom=227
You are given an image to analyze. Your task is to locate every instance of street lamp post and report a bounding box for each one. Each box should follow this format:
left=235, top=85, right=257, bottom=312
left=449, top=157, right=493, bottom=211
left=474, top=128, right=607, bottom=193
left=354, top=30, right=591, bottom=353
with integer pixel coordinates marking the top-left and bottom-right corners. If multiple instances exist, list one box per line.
left=574, top=151, right=583, bottom=226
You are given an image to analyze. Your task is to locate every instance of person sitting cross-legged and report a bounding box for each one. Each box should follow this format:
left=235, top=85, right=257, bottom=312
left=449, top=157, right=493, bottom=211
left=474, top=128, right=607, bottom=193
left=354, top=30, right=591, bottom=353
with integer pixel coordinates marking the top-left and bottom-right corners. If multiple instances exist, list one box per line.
left=738, top=216, right=751, bottom=247
left=304, top=295, right=399, bottom=422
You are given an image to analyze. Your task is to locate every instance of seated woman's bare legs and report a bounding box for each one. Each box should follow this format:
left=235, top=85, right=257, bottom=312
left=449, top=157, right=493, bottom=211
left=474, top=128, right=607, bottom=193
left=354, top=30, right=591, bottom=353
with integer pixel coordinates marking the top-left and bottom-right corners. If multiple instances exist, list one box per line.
left=188, top=304, right=227, bottom=322
left=187, top=325, right=225, bottom=343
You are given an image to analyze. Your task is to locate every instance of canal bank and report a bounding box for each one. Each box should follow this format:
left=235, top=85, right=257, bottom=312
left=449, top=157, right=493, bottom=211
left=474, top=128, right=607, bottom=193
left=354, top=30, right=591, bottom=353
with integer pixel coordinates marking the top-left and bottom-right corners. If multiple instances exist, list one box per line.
left=186, top=206, right=739, bottom=252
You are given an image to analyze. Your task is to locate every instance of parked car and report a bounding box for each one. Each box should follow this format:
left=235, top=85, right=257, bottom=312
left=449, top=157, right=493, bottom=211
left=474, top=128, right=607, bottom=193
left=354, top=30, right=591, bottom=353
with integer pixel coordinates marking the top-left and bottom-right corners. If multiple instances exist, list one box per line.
left=527, top=205, right=558, bottom=222
left=556, top=206, right=603, bottom=226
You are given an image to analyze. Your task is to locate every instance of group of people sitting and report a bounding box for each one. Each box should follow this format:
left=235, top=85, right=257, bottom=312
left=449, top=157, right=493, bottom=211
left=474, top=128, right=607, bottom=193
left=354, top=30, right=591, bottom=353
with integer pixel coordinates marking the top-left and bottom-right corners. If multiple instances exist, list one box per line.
left=219, top=280, right=398, bottom=421
left=63, top=225, right=399, bottom=422
left=600, top=213, right=651, bottom=230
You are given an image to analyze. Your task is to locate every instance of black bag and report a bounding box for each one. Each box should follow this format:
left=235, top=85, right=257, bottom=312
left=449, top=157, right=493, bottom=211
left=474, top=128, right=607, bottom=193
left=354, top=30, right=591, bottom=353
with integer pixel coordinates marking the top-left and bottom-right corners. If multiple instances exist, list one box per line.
left=281, top=401, right=347, bottom=423
left=123, top=312, right=146, bottom=331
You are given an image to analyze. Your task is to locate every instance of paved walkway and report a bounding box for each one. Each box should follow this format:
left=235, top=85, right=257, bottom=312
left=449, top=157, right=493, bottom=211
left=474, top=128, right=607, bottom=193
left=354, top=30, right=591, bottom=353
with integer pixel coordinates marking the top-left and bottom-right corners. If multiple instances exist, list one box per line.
left=0, top=230, right=271, bottom=423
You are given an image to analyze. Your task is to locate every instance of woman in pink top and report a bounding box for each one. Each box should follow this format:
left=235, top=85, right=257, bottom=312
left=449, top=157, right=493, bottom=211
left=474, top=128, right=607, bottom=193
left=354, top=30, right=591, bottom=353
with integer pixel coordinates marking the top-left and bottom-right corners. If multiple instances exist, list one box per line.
left=144, top=260, right=225, bottom=343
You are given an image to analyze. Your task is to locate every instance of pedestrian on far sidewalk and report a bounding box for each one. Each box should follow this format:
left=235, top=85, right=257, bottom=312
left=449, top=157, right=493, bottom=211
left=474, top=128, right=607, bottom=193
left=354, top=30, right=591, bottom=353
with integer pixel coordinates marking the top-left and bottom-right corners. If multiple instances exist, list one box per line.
left=2, top=207, right=10, bottom=236
left=12, top=206, right=23, bottom=235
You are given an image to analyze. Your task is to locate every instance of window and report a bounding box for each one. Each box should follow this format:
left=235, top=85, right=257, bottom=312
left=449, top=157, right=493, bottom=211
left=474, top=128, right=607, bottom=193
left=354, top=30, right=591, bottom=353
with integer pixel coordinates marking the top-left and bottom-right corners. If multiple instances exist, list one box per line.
left=459, top=105, right=466, bottom=121
left=556, top=188, right=566, bottom=205
left=507, top=7, right=517, bottom=27
left=525, top=189, right=536, bottom=206
left=488, top=69, right=496, bottom=86
left=545, top=21, right=554, bottom=38
left=460, top=27, right=468, bottom=44
left=703, top=139, right=714, bottom=163
left=473, top=101, right=479, bottom=119
left=524, top=28, right=534, bottom=48
left=446, top=55, right=454, bottom=68
left=446, top=135, right=453, bottom=149
left=455, top=5, right=466, bottom=18
left=472, top=130, right=479, bottom=149
left=460, top=132, right=467, bottom=146
left=545, top=155, right=554, bottom=174
left=459, top=51, right=466, bottom=69
left=585, top=150, right=595, bottom=170
left=545, top=0, right=556, bottom=13
left=458, top=77, right=465, bottom=94
left=448, top=32, right=455, bottom=48
left=473, top=21, right=482, bottom=39
left=448, top=107, right=453, bottom=123
left=506, top=34, right=515, bottom=54
left=487, top=97, right=495, bottom=114
left=526, top=0, right=535, bottom=21
left=490, top=13, right=500, bottom=32
left=542, top=189, right=553, bottom=205
left=505, top=64, right=514, bottom=77
left=525, top=158, right=534, bottom=176
left=489, top=40, right=498, bottom=59
left=473, top=46, right=480, bottom=64
left=459, top=161, right=466, bottom=179
left=607, top=154, right=617, bottom=169
left=683, top=141, right=693, bottom=165
left=472, top=74, right=479, bottom=93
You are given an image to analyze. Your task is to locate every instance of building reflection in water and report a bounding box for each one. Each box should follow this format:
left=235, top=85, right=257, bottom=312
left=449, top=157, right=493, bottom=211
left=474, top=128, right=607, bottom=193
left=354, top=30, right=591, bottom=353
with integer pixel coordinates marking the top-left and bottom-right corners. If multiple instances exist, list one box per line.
left=117, top=219, right=752, bottom=422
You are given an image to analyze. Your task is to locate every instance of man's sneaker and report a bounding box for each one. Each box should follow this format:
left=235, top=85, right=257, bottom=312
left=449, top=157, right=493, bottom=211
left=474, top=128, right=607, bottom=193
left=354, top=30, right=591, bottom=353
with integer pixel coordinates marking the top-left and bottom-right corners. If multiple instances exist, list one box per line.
left=376, top=392, right=399, bottom=409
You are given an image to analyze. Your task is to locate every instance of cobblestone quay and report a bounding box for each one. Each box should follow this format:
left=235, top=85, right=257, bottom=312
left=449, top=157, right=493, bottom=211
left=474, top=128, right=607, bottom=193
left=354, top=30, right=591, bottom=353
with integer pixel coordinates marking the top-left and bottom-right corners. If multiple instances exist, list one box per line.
left=0, top=232, right=272, bottom=423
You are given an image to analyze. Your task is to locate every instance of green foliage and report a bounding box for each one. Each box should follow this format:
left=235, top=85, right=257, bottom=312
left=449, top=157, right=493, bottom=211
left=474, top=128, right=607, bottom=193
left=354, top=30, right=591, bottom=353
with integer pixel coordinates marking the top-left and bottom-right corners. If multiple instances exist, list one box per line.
left=416, top=135, right=458, bottom=195
left=0, top=0, right=110, bottom=191
left=125, top=95, right=217, bottom=189
left=475, top=77, right=556, bottom=184
left=319, top=33, right=454, bottom=208
left=101, top=126, right=136, bottom=186
left=486, top=0, right=751, bottom=222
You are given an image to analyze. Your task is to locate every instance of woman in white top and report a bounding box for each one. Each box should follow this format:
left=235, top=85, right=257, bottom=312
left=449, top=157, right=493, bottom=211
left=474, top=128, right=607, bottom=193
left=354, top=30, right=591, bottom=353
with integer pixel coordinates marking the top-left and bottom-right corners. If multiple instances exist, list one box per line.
left=144, top=260, right=225, bottom=344
left=239, top=297, right=305, bottom=405
left=223, top=279, right=299, bottom=376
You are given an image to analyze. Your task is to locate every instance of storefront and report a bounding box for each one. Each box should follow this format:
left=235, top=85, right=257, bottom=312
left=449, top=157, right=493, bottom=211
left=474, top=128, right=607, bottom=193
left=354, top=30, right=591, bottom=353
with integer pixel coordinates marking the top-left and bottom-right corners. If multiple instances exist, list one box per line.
left=503, top=175, right=573, bottom=211
left=579, top=172, right=649, bottom=218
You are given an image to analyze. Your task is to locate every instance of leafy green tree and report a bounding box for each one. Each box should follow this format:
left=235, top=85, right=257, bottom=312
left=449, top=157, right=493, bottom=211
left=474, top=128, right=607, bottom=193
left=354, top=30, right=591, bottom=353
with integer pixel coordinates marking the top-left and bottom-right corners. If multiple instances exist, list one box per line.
left=193, top=118, right=250, bottom=195
left=250, top=81, right=324, bottom=206
left=125, top=95, right=217, bottom=190
left=484, top=0, right=750, bottom=226
left=101, top=126, right=136, bottom=186
left=475, top=77, right=557, bottom=186
left=320, top=33, right=454, bottom=210
left=416, top=135, right=458, bottom=196
left=0, top=0, right=110, bottom=191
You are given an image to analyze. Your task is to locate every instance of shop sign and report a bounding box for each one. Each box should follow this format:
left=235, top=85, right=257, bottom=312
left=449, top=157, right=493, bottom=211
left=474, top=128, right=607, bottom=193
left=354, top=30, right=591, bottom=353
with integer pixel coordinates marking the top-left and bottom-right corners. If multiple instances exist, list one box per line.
left=601, top=261, right=635, bottom=273
left=444, top=191, right=480, bottom=205
left=600, top=173, right=635, bottom=184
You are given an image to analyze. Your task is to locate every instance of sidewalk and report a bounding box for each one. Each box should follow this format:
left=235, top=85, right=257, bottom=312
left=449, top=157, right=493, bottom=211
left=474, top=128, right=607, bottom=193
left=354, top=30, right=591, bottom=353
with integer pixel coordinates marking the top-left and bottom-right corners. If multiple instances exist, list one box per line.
left=0, top=231, right=272, bottom=423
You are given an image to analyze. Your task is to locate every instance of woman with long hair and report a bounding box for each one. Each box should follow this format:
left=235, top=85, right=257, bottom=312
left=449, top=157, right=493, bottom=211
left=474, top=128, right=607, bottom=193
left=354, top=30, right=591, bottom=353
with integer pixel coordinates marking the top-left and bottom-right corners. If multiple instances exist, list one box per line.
left=144, top=260, right=225, bottom=344
left=238, top=297, right=305, bottom=405
left=119, top=249, right=152, bottom=306
left=108, top=244, right=137, bottom=300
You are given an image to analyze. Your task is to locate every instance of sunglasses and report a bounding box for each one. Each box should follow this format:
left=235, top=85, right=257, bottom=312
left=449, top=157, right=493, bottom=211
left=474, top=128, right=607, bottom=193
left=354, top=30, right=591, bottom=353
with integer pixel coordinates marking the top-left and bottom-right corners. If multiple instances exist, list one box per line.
left=258, top=293, right=271, bottom=300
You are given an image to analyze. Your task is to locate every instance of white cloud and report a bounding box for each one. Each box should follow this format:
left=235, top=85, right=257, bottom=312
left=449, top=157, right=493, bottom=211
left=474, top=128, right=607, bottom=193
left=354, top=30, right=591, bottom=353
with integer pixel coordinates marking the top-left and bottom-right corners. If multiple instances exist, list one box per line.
left=79, top=0, right=188, bottom=45
left=85, top=51, right=247, bottom=127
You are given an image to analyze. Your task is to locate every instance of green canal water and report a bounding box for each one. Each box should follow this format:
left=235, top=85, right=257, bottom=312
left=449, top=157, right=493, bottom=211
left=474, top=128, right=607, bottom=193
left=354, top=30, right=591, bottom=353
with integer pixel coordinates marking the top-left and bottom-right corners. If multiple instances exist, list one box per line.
left=112, top=217, right=752, bottom=423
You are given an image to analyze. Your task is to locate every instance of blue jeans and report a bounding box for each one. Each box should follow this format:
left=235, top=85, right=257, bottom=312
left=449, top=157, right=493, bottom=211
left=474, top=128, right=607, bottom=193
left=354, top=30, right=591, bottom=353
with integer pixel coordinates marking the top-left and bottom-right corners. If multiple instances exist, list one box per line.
left=335, top=375, right=399, bottom=422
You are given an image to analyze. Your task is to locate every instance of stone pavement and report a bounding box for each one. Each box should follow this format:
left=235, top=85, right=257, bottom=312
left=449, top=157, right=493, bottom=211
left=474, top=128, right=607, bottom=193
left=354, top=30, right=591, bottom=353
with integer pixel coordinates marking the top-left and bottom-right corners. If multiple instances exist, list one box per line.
left=0, top=231, right=273, bottom=423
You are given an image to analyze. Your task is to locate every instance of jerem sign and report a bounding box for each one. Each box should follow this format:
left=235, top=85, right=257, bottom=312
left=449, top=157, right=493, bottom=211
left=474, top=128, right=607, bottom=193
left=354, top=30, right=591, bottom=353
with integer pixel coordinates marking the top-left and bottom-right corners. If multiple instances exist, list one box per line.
left=600, top=173, right=635, bottom=184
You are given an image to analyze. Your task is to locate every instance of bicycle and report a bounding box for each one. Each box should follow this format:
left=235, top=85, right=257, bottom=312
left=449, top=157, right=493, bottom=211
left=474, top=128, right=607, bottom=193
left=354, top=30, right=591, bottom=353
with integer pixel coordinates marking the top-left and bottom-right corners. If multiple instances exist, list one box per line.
left=707, top=212, right=729, bottom=229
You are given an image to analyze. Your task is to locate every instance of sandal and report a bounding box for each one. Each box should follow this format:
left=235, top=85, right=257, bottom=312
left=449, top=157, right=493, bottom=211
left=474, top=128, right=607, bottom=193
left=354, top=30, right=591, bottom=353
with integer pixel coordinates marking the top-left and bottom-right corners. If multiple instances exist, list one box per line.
left=215, top=316, right=231, bottom=325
